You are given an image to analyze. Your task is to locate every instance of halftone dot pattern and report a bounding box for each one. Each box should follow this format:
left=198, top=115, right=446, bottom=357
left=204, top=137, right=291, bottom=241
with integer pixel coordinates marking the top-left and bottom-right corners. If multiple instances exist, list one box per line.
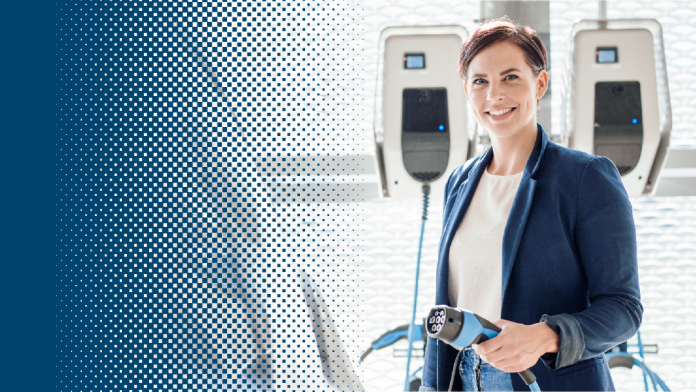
left=57, top=1, right=365, bottom=391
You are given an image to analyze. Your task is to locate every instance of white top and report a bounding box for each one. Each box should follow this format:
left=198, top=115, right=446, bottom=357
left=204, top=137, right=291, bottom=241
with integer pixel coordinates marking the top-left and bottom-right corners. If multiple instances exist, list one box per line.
left=448, top=168, right=523, bottom=322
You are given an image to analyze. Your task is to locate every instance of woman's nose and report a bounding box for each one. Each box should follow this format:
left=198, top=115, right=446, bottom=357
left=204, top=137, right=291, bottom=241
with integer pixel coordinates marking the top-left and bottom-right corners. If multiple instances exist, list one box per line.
left=486, top=83, right=505, bottom=101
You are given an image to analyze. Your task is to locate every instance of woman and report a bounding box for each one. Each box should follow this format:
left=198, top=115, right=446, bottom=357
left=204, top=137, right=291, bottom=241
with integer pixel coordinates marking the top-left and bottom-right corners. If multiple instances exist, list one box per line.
left=420, top=18, right=642, bottom=391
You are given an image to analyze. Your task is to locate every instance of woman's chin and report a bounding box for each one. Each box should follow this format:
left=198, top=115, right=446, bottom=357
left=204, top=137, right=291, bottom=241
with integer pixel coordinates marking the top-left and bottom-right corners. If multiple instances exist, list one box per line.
left=486, top=126, right=518, bottom=140
left=483, top=119, right=536, bottom=141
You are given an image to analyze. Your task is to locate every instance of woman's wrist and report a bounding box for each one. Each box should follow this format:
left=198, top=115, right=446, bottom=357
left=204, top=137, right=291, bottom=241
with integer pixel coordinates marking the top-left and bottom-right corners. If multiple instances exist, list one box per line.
left=535, top=322, right=559, bottom=354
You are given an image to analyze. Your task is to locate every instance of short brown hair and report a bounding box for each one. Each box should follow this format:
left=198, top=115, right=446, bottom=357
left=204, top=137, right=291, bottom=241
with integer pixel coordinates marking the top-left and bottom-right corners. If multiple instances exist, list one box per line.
left=458, top=17, right=549, bottom=82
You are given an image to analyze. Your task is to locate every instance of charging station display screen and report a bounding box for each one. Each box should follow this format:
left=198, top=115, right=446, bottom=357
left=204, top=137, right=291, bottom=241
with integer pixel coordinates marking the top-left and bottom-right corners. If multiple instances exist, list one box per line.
left=402, top=88, right=449, bottom=133
left=403, top=53, right=425, bottom=69
left=596, top=47, right=618, bottom=63
left=595, top=81, right=642, bottom=125
left=594, top=81, right=643, bottom=175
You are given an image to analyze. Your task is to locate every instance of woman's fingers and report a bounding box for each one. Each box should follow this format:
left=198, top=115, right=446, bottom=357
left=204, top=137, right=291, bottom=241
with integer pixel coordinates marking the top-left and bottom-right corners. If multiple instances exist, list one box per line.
left=473, top=318, right=511, bottom=356
left=474, top=320, right=549, bottom=372
left=488, top=353, right=537, bottom=373
left=473, top=336, right=503, bottom=356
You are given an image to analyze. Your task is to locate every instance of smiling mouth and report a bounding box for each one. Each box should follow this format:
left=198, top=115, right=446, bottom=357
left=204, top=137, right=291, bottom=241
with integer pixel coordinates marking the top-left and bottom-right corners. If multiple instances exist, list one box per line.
left=486, top=107, right=515, bottom=116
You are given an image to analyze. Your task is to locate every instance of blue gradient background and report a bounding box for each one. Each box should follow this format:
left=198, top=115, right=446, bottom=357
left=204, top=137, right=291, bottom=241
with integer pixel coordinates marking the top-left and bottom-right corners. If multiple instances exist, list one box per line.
left=3, top=1, right=363, bottom=390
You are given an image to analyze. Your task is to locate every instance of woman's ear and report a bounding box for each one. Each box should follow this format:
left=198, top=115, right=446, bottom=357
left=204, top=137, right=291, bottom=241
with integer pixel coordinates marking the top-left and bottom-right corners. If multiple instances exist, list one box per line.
left=536, top=69, right=549, bottom=100
left=463, top=80, right=469, bottom=101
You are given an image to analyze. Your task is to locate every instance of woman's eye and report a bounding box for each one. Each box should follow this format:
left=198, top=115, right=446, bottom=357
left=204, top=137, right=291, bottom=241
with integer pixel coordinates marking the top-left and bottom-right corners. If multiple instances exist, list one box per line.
left=505, top=74, right=518, bottom=81
left=473, top=78, right=486, bottom=85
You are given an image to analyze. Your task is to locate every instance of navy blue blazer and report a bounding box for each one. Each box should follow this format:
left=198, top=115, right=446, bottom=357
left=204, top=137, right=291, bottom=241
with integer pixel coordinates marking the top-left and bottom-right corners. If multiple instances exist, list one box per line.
left=421, top=125, right=643, bottom=391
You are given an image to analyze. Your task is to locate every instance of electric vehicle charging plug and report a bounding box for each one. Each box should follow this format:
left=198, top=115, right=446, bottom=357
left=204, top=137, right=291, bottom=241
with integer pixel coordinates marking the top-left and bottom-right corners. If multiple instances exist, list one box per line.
left=426, top=305, right=540, bottom=391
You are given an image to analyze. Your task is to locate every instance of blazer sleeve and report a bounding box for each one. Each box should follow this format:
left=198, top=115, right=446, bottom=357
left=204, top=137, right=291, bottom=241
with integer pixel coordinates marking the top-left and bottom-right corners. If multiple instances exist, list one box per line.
left=569, top=156, right=643, bottom=360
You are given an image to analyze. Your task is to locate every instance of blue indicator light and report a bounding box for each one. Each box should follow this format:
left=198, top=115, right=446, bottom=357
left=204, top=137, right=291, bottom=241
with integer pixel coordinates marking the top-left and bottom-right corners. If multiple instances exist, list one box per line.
left=632, top=118, right=638, bottom=124
left=438, top=124, right=445, bottom=131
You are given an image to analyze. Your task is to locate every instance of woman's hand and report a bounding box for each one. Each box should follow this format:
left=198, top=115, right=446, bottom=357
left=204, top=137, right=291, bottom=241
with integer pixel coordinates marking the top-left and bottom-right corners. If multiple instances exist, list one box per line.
left=472, top=319, right=559, bottom=373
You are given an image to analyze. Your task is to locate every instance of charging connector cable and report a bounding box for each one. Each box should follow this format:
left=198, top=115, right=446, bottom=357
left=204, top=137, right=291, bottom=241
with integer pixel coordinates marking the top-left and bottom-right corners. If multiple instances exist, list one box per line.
left=403, top=184, right=431, bottom=392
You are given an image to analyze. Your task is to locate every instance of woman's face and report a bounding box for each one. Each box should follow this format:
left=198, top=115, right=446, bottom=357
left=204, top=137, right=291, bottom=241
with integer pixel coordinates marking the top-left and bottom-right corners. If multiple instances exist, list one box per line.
left=464, top=40, right=548, bottom=140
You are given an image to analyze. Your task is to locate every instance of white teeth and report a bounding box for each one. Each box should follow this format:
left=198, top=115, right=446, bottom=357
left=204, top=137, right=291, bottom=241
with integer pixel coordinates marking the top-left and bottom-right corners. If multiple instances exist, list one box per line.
left=489, top=108, right=513, bottom=116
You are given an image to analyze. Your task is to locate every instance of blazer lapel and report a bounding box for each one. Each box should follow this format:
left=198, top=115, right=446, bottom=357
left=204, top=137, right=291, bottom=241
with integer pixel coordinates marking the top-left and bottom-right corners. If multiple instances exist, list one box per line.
left=436, top=149, right=493, bottom=305
left=501, top=125, right=549, bottom=299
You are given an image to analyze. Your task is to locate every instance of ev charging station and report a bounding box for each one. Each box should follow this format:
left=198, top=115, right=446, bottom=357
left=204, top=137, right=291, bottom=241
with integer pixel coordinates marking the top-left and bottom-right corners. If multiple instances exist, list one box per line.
left=563, top=19, right=672, bottom=197
left=374, top=25, right=471, bottom=201
left=372, top=25, right=472, bottom=391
